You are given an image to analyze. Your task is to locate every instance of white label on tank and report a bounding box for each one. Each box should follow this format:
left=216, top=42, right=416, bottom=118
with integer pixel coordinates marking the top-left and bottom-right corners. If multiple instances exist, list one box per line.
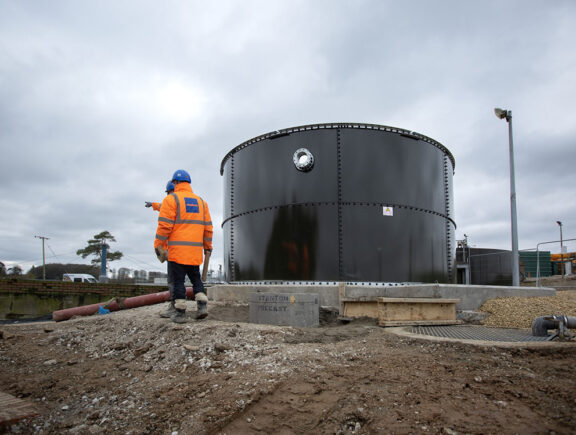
left=383, top=206, right=394, bottom=216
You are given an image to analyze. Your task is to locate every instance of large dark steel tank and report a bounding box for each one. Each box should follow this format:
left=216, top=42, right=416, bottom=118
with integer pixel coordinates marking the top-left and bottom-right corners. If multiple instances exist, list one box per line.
left=220, top=123, right=456, bottom=283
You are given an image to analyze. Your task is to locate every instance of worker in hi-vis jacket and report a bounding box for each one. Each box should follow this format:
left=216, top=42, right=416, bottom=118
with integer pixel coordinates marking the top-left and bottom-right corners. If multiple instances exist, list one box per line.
left=154, top=169, right=213, bottom=323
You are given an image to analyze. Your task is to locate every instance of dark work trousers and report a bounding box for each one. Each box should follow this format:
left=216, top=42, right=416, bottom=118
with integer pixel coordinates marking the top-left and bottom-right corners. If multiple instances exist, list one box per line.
left=169, top=261, right=205, bottom=301
left=167, top=261, right=174, bottom=302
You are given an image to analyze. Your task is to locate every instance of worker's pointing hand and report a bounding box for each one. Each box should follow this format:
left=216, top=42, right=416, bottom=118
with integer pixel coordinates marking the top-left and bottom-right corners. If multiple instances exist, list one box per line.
left=145, top=202, right=152, bottom=208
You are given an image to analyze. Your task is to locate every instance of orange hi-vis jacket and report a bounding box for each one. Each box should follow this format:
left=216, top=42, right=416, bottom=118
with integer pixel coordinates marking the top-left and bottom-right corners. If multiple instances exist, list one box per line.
left=151, top=202, right=161, bottom=211
left=154, top=183, right=213, bottom=266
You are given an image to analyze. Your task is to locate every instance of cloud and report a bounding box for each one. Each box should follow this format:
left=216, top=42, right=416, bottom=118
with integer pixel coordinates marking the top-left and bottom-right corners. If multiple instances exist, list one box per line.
left=1, top=0, right=575, bottom=276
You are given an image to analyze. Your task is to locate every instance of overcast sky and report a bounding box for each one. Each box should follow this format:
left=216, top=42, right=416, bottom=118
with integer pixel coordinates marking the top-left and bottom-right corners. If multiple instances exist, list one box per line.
left=1, top=0, right=575, bottom=277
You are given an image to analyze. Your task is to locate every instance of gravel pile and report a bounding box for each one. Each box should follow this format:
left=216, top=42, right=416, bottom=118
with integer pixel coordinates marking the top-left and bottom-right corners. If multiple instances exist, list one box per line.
left=479, top=290, right=576, bottom=329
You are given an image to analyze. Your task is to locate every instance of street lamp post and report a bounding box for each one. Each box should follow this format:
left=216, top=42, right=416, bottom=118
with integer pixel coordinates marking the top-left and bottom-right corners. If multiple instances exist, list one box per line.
left=557, top=221, right=564, bottom=278
left=494, top=108, right=520, bottom=286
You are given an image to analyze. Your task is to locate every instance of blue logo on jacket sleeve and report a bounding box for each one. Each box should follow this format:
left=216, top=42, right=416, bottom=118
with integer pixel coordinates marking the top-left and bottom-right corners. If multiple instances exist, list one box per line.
left=185, top=197, right=199, bottom=213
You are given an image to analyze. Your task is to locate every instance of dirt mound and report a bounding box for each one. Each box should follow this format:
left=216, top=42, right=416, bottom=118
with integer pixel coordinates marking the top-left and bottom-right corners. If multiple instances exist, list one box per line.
left=1, top=299, right=576, bottom=434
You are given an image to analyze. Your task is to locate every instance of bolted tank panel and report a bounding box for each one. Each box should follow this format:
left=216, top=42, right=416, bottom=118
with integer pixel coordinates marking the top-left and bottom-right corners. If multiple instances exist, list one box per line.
left=227, top=205, right=340, bottom=281
left=221, top=123, right=456, bottom=283
left=339, top=129, right=447, bottom=212
left=341, top=206, right=449, bottom=282
left=223, top=129, right=339, bottom=217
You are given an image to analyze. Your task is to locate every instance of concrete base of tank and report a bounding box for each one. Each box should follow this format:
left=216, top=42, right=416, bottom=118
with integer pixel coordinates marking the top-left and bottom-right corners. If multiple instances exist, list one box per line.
left=208, top=283, right=555, bottom=312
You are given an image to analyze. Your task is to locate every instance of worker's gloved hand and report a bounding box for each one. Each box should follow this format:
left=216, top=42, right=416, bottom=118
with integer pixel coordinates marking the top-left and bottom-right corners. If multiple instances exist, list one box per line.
left=145, top=202, right=152, bottom=208
left=155, top=246, right=168, bottom=263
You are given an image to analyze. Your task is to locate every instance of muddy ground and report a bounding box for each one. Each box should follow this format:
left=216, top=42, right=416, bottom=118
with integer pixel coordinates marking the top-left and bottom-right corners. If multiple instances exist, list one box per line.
left=1, top=285, right=576, bottom=434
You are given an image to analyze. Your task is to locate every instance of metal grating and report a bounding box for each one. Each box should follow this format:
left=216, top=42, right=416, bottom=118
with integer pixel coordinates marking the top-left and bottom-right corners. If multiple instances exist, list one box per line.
left=411, top=325, right=554, bottom=342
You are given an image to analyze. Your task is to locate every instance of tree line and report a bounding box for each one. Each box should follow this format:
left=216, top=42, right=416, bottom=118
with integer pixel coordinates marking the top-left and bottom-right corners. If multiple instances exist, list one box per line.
left=0, top=262, right=101, bottom=280
left=0, top=262, right=23, bottom=277
left=1, top=231, right=124, bottom=280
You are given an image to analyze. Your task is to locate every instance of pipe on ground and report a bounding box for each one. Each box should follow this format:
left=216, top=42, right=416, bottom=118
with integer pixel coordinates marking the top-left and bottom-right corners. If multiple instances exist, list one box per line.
left=53, top=288, right=196, bottom=322
left=532, top=315, right=576, bottom=337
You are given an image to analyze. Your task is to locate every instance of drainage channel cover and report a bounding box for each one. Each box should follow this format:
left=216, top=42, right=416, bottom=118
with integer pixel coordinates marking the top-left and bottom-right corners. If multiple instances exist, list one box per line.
left=411, top=325, right=553, bottom=342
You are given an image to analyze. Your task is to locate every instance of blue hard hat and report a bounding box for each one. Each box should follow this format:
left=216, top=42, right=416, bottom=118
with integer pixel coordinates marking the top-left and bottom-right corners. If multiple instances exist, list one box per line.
left=165, top=181, right=175, bottom=193
left=172, top=169, right=191, bottom=183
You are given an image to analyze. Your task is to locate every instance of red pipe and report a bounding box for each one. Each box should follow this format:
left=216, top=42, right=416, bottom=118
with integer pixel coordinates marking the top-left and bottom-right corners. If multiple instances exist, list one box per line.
left=52, top=288, right=195, bottom=322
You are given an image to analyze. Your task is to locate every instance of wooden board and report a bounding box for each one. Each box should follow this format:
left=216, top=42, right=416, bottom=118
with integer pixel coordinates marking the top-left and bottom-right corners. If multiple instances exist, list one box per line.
left=376, top=298, right=460, bottom=304
left=377, top=297, right=459, bottom=326
left=379, top=319, right=462, bottom=327
left=342, top=300, right=380, bottom=318
left=341, top=297, right=461, bottom=325
left=0, top=391, right=38, bottom=427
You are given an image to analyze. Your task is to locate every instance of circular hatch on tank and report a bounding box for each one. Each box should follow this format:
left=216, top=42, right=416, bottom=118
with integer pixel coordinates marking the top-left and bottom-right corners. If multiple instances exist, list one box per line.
left=293, top=148, right=315, bottom=172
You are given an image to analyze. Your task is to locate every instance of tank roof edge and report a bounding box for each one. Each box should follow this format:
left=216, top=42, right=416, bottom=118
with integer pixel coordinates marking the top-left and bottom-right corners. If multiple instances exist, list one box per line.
left=219, top=122, right=455, bottom=175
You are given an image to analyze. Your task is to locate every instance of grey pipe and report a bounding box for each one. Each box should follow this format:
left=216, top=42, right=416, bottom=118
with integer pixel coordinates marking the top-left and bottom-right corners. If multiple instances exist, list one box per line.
left=563, top=316, right=576, bottom=329
left=532, top=316, right=559, bottom=337
left=532, top=315, right=576, bottom=337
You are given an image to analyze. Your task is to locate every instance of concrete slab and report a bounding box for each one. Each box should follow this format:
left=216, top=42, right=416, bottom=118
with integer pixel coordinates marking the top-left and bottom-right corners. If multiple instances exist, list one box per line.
left=211, top=284, right=340, bottom=307
left=210, top=283, right=555, bottom=313
left=345, top=284, right=556, bottom=311
left=249, top=293, right=319, bottom=327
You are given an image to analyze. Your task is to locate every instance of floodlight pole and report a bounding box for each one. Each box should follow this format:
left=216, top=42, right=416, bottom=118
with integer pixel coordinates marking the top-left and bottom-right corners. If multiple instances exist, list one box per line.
left=557, top=221, right=564, bottom=278
left=494, top=108, right=520, bottom=286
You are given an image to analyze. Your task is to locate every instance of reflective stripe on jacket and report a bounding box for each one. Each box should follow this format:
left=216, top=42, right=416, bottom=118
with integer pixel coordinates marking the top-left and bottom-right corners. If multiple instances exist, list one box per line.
left=154, top=183, right=213, bottom=266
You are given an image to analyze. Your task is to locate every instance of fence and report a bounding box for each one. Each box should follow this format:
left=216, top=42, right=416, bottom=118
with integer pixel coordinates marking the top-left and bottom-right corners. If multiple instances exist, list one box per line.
left=536, top=238, right=576, bottom=287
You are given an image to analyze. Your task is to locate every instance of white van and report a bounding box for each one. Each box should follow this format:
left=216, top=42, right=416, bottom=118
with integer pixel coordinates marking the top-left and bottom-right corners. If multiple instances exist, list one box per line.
left=63, top=273, right=98, bottom=283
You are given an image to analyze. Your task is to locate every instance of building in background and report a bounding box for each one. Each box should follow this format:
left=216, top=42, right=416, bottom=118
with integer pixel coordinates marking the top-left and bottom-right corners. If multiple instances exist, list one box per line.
left=456, top=240, right=554, bottom=285
left=551, top=252, right=575, bottom=276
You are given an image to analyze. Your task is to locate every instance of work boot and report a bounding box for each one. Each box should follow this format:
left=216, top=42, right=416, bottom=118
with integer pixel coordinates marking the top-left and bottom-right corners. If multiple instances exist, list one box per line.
left=159, top=301, right=176, bottom=318
left=171, top=309, right=187, bottom=324
left=196, top=302, right=208, bottom=320
left=171, top=299, right=187, bottom=324
left=195, top=292, right=208, bottom=320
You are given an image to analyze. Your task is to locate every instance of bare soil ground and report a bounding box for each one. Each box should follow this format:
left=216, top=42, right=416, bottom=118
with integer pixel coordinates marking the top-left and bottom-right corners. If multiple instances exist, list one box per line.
left=1, top=284, right=576, bottom=434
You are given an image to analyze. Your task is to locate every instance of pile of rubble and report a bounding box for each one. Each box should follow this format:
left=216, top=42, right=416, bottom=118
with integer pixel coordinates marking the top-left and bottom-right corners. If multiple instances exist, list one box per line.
left=480, top=290, right=576, bottom=329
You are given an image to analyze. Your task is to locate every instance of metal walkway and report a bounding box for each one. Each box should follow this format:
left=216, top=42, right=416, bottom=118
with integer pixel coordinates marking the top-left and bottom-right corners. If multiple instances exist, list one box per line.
left=411, top=325, right=554, bottom=342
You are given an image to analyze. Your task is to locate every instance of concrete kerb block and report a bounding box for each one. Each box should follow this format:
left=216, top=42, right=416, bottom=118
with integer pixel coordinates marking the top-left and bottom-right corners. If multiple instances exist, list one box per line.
left=249, top=293, right=320, bottom=328
left=210, top=284, right=340, bottom=307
